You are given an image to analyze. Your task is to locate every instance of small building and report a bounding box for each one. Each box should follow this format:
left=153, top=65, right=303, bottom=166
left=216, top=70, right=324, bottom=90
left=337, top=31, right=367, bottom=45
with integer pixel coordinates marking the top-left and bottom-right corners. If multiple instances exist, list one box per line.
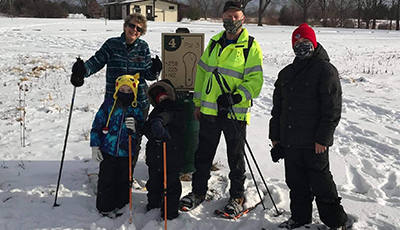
left=103, top=0, right=185, bottom=22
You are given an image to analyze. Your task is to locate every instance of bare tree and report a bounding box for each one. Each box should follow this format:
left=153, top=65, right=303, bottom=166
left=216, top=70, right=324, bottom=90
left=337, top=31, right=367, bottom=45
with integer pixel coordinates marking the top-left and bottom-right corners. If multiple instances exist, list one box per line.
left=188, top=0, right=213, bottom=20
left=294, top=0, right=316, bottom=22
left=258, top=0, right=272, bottom=26
left=328, top=0, right=354, bottom=27
left=397, top=0, right=400, bottom=30
left=316, top=0, right=332, bottom=27
left=239, top=0, right=254, bottom=9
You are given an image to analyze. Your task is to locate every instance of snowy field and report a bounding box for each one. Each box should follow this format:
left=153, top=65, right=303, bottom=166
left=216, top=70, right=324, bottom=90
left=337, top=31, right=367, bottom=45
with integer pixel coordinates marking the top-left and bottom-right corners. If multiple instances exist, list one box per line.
left=0, top=17, right=400, bottom=230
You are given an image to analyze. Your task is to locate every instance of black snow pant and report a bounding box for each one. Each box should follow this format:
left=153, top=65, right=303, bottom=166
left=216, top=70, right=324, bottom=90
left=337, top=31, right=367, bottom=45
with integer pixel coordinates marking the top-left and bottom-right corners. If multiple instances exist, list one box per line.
left=284, top=147, right=348, bottom=228
left=132, top=108, right=149, bottom=168
left=192, top=115, right=246, bottom=199
left=96, top=152, right=132, bottom=213
left=146, top=142, right=182, bottom=220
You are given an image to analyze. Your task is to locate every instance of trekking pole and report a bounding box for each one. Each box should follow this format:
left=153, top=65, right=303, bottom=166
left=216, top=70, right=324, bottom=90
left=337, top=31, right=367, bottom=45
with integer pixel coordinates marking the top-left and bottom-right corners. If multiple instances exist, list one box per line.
left=129, top=135, right=133, bottom=224
left=163, top=142, right=168, bottom=230
left=212, top=69, right=282, bottom=216
left=53, top=87, right=76, bottom=207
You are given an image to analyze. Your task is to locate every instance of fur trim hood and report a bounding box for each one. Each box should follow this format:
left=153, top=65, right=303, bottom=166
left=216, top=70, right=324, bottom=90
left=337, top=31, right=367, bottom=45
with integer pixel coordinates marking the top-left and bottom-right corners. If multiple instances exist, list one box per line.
left=146, top=79, right=176, bottom=107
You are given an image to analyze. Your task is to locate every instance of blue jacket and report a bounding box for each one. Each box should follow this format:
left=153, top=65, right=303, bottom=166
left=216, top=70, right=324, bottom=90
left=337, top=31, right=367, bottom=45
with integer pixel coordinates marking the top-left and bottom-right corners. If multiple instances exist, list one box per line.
left=84, top=33, right=157, bottom=110
left=90, top=98, right=144, bottom=157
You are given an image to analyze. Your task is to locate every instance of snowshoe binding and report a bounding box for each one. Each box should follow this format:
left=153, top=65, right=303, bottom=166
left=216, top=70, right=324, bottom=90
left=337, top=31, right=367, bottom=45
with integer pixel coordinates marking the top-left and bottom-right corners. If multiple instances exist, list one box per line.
left=214, top=198, right=261, bottom=220
left=278, top=218, right=310, bottom=229
left=179, top=192, right=205, bottom=211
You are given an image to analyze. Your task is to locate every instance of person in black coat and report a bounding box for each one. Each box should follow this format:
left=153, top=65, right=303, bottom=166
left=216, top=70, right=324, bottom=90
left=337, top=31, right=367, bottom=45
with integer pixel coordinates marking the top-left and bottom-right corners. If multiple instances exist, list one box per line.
left=269, top=23, right=352, bottom=229
left=144, top=79, right=185, bottom=220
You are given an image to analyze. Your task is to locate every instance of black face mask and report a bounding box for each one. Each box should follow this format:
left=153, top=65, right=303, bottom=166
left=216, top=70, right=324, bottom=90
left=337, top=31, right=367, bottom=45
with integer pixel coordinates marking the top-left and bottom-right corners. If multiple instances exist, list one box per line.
left=293, top=41, right=315, bottom=60
left=117, top=91, right=134, bottom=106
left=223, top=19, right=243, bottom=34
left=159, top=99, right=173, bottom=109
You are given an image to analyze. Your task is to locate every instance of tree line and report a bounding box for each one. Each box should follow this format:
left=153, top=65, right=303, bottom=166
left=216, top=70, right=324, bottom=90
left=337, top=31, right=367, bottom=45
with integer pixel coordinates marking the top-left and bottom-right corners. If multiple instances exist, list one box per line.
left=1, top=0, right=399, bottom=30
left=0, top=0, right=103, bottom=18
left=183, top=0, right=400, bottom=30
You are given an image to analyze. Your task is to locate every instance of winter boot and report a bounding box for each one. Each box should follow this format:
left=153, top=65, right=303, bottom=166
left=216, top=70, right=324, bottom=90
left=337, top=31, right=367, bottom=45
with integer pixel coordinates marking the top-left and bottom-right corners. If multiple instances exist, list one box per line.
left=146, top=202, right=161, bottom=211
left=278, top=218, right=309, bottom=229
left=179, top=172, right=192, bottom=181
left=329, top=216, right=355, bottom=230
left=100, top=210, right=119, bottom=219
left=179, top=192, right=205, bottom=211
left=224, top=197, right=244, bottom=215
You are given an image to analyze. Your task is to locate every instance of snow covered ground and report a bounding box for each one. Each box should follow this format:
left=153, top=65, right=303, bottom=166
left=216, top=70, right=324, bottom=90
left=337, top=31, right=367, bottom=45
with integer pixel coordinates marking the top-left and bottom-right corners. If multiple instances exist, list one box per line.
left=0, top=18, right=400, bottom=230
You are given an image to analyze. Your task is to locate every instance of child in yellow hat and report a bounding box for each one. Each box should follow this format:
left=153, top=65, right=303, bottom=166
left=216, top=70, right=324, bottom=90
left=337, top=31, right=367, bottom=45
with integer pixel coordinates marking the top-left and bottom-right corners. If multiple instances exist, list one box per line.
left=90, top=74, right=144, bottom=218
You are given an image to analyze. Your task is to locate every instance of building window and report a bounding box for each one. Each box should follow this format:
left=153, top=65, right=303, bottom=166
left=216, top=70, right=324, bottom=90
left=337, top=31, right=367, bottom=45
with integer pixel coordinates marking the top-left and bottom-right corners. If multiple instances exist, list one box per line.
left=169, top=6, right=175, bottom=10
left=134, top=5, right=141, bottom=13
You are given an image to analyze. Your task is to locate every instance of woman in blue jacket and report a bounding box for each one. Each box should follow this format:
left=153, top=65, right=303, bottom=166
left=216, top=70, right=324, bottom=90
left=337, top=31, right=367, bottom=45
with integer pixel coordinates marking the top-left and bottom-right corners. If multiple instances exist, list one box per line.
left=71, top=13, right=162, bottom=166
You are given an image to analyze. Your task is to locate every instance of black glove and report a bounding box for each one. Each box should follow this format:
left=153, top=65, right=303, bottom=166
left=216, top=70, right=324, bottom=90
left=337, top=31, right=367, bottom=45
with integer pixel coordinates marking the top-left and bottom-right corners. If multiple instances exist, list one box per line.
left=151, top=117, right=171, bottom=141
left=151, top=55, right=162, bottom=74
left=216, top=93, right=242, bottom=120
left=270, top=143, right=285, bottom=163
left=71, top=58, right=85, bottom=87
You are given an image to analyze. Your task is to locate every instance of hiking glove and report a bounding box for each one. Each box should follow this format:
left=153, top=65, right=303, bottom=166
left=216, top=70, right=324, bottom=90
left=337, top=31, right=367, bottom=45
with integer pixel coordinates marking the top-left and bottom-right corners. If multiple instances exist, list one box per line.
left=217, top=93, right=242, bottom=108
left=151, top=55, right=162, bottom=74
left=92, top=146, right=103, bottom=163
left=125, top=117, right=136, bottom=134
left=71, top=58, right=85, bottom=87
left=217, top=93, right=242, bottom=120
left=270, top=143, right=284, bottom=163
left=151, top=117, right=171, bottom=141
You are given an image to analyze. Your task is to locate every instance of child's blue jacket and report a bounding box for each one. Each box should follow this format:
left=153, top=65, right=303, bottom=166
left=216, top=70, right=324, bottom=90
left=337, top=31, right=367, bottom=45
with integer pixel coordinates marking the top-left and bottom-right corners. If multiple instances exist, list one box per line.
left=90, top=98, right=144, bottom=157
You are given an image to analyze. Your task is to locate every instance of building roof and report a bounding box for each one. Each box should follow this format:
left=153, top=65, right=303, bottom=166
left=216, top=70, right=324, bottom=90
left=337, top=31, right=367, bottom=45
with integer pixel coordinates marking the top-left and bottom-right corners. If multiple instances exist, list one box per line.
left=102, top=0, right=183, bottom=6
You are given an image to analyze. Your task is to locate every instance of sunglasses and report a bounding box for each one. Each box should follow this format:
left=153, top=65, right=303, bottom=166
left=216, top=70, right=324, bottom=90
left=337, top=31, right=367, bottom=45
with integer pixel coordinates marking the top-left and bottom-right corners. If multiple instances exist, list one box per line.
left=127, top=23, right=144, bottom=33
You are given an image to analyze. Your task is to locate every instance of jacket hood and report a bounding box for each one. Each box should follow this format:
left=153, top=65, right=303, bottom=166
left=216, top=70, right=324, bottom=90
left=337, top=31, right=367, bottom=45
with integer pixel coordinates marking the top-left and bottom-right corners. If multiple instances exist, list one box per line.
left=313, top=43, right=330, bottom=62
left=146, top=79, right=176, bottom=107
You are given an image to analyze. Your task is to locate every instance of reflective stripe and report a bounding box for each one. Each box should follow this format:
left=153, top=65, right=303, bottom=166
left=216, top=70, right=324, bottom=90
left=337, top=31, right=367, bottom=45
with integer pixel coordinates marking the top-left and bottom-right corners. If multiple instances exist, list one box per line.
left=218, top=67, right=243, bottom=80
left=198, top=60, right=244, bottom=80
left=244, top=65, right=263, bottom=75
left=194, top=92, right=202, bottom=99
left=198, top=59, right=214, bottom=72
left=232, top=106, right=250, bottom=114
left=238, top=85, right=252, bottom=101
left=201, top=101, right=217, bottom=110
left=201, top=101, right=250, bottom=114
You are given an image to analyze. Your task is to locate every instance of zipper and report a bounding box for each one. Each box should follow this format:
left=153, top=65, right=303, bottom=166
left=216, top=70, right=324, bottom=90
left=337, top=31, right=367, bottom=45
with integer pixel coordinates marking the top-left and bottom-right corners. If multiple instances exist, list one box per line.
left=115, top=107, right=126, bottom=157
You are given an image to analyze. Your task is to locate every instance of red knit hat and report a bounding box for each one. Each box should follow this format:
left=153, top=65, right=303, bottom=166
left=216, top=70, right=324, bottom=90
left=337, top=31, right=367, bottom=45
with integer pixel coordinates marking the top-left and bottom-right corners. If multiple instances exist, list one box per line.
left=292, top=23, right=317, bottom=48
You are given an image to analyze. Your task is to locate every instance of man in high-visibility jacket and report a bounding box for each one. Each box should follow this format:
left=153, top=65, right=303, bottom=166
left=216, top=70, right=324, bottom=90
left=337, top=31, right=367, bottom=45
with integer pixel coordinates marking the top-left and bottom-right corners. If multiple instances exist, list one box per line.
left=179, top=0, right=263, bottom=216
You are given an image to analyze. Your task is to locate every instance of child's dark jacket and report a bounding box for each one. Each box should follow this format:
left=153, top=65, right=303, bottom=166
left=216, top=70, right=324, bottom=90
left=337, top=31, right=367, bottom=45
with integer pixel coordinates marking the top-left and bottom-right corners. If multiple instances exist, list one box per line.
left=144, top=81, right=185, bottom=168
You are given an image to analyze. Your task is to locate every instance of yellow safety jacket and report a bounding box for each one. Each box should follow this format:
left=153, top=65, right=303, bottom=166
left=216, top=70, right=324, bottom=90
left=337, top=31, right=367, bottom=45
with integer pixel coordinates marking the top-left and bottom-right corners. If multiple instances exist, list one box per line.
left=193, top=28, right=263, bottom=124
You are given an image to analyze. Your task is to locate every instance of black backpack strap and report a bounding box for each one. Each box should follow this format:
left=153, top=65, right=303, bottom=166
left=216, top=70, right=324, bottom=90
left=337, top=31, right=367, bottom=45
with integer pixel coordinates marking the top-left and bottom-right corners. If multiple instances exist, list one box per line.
left=209, top=36, right=254, bottom=62
left=209, top=39, right=218, bottom=57
left=243, top=36, right=254, bottom=63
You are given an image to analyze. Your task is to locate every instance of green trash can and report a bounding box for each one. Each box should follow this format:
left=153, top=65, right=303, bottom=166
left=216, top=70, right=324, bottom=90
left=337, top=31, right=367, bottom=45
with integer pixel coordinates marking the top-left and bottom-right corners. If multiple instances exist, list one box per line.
left=177, top=91, right=199, bottom=174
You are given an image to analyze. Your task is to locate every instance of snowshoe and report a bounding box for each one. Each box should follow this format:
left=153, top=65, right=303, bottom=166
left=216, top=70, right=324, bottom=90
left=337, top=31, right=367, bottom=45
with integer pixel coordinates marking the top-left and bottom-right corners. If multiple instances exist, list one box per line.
left=224, top=197, right=244, bottom=215
left=214, top=200, right=261, bottom=220
left=179, top=192, right=205, bottom=211
left=329, top=215, right=355, bottom=230
left=278, top=218, right=310, bottom=229
left=100, top=210, right=122, bottom=219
